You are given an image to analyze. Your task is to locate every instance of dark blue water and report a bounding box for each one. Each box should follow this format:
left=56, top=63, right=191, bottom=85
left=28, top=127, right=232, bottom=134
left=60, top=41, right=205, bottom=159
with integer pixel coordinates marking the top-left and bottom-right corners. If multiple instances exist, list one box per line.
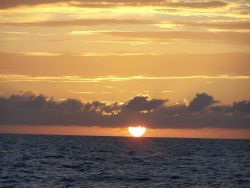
left=0, top=134, right=250, bottom=187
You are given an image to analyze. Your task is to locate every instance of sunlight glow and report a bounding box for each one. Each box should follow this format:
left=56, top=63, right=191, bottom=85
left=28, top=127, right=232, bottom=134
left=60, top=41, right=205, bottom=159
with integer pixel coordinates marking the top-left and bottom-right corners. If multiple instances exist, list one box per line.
left=128, top=126, right=146, bottom=137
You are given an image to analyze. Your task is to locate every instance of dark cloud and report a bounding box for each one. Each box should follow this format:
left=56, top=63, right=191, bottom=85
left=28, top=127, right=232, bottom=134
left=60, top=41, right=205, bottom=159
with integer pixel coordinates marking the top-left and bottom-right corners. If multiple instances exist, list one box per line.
left=188, top=93, right=217, bottom=111
left=231, top=100, right=250, bottom=113
left=0, top=92, right=249, bottom=129
left=0, top=0, right=228, bottom=9
left=123, top=95, right=166, bottom=112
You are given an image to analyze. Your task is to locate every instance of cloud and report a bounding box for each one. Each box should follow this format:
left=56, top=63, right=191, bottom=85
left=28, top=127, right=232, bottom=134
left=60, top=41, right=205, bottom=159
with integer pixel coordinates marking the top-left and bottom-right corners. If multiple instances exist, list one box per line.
left=0, top=0, right=70, bottom=9
left=1, top=52, right=249, bottom=77
left=123, top=95, right=166, bottom=112
left=0, top=92, right=249, bottom=129
left=0, top=19, right=156, bottom=27
left=188, top=93, right=217, bottom=111
left=165, top=1, right=228, bottom=9
left=172, top=21, right=250, bottom=30
left=2, top=19, right=249, bottom=32
left=0, top=0, right=228, bottom=9
left=0, top=0, right=160, bottom=9
left=0, top=74, right=249, bottom=83
left=17, top=52, right=63, bottom=57
left=102, top=31, right=250, bottom=45
left=237, top=10, right=250, bottom=15
left=231, top=100, right=250, bottom=113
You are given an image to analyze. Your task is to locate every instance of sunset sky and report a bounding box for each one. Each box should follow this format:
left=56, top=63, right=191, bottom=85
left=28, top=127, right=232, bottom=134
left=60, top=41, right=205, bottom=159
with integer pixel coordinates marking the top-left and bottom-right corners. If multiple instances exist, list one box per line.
left=0, top=0, right=249, bottom=139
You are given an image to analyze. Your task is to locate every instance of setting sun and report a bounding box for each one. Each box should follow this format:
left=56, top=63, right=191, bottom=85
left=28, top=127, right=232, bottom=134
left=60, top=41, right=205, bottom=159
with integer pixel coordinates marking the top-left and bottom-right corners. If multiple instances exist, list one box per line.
left=128, top=126, right=146, bottom=137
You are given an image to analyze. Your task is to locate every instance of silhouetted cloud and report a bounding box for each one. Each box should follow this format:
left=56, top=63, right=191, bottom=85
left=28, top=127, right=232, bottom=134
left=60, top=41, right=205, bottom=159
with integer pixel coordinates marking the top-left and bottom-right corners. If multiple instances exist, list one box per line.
left=231, top=100, right=250, bottom=113
left=0, top=92, right=249, bottom=129
left=123, top=96, right=166, bottom=112
left=188, top=93, right=217, bottom=111
left=0, top=0, right=228, bottom=9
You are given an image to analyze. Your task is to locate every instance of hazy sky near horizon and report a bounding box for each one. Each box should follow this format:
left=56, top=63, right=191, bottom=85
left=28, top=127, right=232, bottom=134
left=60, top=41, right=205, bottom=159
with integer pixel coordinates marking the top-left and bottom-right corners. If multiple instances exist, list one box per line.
left=0, top=0, right=249, bottom=138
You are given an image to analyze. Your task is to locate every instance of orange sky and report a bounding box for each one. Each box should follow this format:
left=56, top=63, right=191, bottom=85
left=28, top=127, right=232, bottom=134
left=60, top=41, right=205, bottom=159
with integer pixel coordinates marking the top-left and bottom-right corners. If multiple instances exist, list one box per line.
left=1, top=126, right=250, bottom=139
left=0, top=0, right=249, bottom=139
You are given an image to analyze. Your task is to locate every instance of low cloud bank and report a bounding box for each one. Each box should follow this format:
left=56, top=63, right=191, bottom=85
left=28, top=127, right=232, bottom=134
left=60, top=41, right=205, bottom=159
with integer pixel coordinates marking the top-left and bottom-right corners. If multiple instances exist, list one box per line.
left=0, top=92, right=249, bottom=129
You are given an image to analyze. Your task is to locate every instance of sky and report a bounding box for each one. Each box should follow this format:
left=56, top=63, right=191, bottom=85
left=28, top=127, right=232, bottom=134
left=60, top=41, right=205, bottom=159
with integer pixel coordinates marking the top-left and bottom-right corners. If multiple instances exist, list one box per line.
left=0, top=0, right=250, bottom=138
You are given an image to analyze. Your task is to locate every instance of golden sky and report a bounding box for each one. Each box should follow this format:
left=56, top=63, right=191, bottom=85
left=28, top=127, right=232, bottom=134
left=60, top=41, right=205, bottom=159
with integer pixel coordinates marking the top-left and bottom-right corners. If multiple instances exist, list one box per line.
left=0, top=0, right=249, bottom=138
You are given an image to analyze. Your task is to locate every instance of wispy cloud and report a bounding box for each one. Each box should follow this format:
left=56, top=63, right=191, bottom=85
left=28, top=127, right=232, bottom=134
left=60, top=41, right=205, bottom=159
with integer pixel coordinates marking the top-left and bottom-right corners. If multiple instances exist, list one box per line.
left=165, top=1, right=228, bottom=9
left=0, top=0, right=229, bottom=9
left=0, top=74, right=249, bottom=83
left=102, top=31, right=250, bottom=45
left=18, top=52, right=63, bottom=57
left=2, top=31, right=29, bottom=35
left=158, top=21, right=250, bottom=31
left=68, top=90, right=95, bottom=94
left=5, top=51, right=157, bottom=57
left=0, top=19, right=156, bottom=27
left=2, top=19, right=249, bottom=32
left=161, top=90, right=175, bottom=93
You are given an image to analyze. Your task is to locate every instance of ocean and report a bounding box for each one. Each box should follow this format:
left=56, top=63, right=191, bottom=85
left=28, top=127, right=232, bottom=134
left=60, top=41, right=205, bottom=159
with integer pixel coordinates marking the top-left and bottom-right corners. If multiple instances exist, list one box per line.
left=1, top=134, right=250, bottom=187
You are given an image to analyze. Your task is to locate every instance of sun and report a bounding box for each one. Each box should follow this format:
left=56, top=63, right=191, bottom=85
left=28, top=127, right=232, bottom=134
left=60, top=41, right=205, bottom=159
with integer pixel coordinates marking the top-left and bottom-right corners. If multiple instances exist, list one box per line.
left=128, top=126, right=146, bottom=137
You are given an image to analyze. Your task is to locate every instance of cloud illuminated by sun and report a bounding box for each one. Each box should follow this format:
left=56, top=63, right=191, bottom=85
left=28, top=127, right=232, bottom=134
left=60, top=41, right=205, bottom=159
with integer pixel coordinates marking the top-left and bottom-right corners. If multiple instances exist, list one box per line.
left=128, top=126, right=146, bottom=137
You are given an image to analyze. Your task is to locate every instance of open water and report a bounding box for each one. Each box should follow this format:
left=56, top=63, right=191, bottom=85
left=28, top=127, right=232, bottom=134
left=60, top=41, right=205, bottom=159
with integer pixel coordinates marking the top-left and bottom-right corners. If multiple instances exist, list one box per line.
left=0, top=134, right=250, bottom=187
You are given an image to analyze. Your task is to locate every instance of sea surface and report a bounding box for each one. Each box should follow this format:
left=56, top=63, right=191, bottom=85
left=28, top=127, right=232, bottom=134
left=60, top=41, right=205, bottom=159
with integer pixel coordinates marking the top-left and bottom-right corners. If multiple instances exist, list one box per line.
left=0, top=134, right=250, bottom=188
